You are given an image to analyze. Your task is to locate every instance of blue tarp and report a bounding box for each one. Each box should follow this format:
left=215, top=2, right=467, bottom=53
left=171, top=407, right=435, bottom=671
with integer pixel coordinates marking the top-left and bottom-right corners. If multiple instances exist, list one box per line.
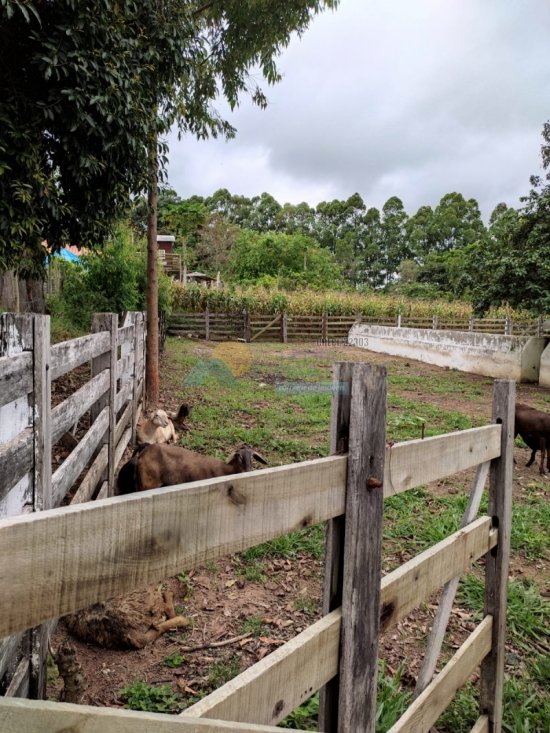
left=56, top=247, right=81, bottom=263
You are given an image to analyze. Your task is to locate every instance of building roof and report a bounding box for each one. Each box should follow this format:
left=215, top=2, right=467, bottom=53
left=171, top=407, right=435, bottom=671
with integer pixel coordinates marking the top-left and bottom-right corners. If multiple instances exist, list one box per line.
left=157, top=235, right=175, bottom=242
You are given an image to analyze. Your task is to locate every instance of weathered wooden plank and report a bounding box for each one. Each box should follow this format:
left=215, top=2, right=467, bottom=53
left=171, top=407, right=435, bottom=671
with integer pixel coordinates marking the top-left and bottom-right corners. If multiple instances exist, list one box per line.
left=69, top=444, right=109, bottom=506
left=32, top=316, right=52, bottom=512
left=115, top=401, right=133, bottom=446
left=29, top=316, right=52, bottom=699
left=318, top=362, right=352, bottom=733
left=387, top=616, right=493, bottom=733
left=0, top=633, right=25, bottom=682
left=338, top=363, right=386, bottom=733
left=480, top=380, right=515, bottom=733
left=470, top=716, right=489, bottom=733
left=96, top=481, right=109, bottom=500
left=114, top=427, right=132, bottom=469
left=415, top=460, right=491, bottom=696
left=383, top=425, right=501, bottom=497
left=0, top=431, right=33, bottom=503
left=50, top=331, right=110, bottom=381
left=116, top=350, right=134, bottom=380
left=115, top=379, right=133, bottom=412
left=0, top=352, right=32, bottom=407
left=4, top=657, right=29, bottom=698
left=50, top=370, right=109, bottom=445
left=51, top=408, right=109, bottom=507
left=184, top=609, right=341, bottom=725
left=186, top=517, right=497, bottom=726
left=379, top=516, right=497, bottom=631
left=117, top=324, right=134, bottom=345
left=0, top=455, right=346, bottom=637
left=0, top=697, right=308, bottom=733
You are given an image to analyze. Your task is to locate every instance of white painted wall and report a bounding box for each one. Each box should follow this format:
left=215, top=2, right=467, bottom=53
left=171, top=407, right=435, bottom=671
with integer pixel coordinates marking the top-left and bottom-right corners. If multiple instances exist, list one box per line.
left=349, top=325, right=547, bottom=383
left=539, top=341, right=550, bottom=388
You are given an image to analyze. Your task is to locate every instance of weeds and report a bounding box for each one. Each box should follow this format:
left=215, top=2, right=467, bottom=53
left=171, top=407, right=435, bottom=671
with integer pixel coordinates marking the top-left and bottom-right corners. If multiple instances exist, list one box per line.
left=119, top=680, right=180, bottom=713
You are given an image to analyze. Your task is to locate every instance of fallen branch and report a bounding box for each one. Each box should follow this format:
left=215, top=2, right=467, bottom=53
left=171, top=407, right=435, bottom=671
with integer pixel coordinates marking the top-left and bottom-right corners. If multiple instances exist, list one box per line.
left=166, top=631, right=253, bottom=654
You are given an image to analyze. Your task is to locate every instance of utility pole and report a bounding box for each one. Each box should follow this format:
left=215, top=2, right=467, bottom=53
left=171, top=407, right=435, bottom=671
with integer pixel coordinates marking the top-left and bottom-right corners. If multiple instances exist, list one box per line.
left=146, top=129, right=159, bottom=406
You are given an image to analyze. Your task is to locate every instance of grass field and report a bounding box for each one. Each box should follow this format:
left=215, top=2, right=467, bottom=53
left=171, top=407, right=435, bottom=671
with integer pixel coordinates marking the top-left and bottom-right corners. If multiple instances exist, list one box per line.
left=150, top=337, right=550, bottom=732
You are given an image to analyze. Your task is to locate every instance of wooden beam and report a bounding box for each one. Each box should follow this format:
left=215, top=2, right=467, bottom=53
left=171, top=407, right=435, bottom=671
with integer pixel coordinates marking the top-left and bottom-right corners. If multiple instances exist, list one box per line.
left=250, top=314, right=281, bottom=343
left=0, top=429, right=32, bottom=502
left=50, top=370, right=110, bottom=444
left=184, top=609, right=341, bottom=725
left=338, top=363, right=386, bottom=733
left=387, top=616, right=493, bottom=733
left=414, top=460, right=491, bottom=695
left=51, top=407, right=109, bottom=507
left=50, top=331, right=110, bottom=381
left=185, top=517, right=496, bottom=726
left=0, top=351, right=32, bottom=407
left=69, top=444, right=109, bottom=506
left=470, top=716, right=489, bottom=733
left=383, top=425, right=500, bottom=497
left=0, top=697, right=311, bottom=733
left=379, top=516, right=497, bottom=631
left=480, top=380, right=515, bottom=732
left=0, top=455, right=346, bottom=637
left=318, top=362, right=352, bottom=732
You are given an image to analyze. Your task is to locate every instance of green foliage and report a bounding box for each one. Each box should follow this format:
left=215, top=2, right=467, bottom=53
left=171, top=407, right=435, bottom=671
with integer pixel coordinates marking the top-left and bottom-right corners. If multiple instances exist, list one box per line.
left=230, top=230, right=343, bottom=289
left=119, top=680, right=180, bottom=713
left=0, top=0, right=337, bottom=272
left=163, top=652, right=186, bottom=668
left=47, top=226, right=173, bottom=330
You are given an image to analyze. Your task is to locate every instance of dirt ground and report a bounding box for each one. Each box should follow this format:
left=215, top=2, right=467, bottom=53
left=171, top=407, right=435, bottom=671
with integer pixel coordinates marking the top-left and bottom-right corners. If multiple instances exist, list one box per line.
left=48, top=343, right=550, bottom=715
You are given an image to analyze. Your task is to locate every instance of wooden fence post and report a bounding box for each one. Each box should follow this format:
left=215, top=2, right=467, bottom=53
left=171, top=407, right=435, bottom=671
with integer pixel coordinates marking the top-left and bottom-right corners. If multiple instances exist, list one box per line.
left=318, top=362, right=353, bottom=732
left=243, top=310, right=251, bottom=343
left=322, top=312, right=328, bottom=342
left=537, top=314, right=544, bottom=337
left=469, top=316, right=474, bottom=331
left=432, top=313, right=439, bottom=330
left=504, top=314, right=512, bottom=335
left=281, top=313, right=288, bottom=344
left=337, top=363, right=387, bottom=733
left=396, top=313, right=402, bottom=328
left=205, top=309, right=210, bottom=341
left=29, top=315, right=52, bottom=700
left=91, top=314, right=117, bottom=495
left=479, top=379, right=514, bottom=732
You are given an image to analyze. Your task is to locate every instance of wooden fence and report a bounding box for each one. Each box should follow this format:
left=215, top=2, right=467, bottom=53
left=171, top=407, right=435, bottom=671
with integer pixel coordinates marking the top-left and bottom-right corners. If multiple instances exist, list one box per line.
left=0, top=362, right=513, bottom=732
left=169, top=310, right=550, bottom=342
left=0, top=311, right=146, bottom=700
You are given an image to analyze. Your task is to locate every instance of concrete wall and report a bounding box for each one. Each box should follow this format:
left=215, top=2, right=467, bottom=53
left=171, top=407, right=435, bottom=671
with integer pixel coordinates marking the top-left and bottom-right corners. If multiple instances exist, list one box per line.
left=349, top=324, right=548, bottom=382
left=539, top=341, right=550, bottom=388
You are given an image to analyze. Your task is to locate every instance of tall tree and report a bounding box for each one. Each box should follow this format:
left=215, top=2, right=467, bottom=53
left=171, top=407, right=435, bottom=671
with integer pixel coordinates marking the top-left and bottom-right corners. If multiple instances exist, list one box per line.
left=380, top=196, right=409, bottom=284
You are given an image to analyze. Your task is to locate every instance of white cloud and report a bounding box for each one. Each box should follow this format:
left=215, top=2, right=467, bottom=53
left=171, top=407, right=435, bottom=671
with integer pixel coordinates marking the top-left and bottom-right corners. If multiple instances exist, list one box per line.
left=167, top=0, right=550, bottom=218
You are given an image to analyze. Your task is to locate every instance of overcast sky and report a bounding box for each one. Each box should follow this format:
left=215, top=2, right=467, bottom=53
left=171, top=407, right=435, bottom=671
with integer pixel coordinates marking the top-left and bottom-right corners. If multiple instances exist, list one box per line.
left=167, top=0, right=550, bottom=220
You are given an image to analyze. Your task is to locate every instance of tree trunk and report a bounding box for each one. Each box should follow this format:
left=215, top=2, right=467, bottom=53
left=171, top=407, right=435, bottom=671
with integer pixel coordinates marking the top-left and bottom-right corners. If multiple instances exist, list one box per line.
left=146, top=130, right=159, bottom=407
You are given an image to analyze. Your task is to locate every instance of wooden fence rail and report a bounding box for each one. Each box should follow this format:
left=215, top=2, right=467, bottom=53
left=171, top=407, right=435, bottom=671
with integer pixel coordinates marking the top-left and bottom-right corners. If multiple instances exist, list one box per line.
left=168, top=310, right=549, bottom=342
left=0, top=362, right=513, bottom=733
left=0, top=311, right=146, bottom=700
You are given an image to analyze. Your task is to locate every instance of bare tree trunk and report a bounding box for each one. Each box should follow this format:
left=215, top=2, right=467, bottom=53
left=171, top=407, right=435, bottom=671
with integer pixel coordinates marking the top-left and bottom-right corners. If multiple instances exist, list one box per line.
left=146, top=130, right=159, bottom=407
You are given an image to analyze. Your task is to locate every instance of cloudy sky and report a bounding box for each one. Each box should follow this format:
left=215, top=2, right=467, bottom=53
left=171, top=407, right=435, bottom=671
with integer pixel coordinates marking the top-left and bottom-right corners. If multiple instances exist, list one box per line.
left=167, top=0, right=550, bottom=220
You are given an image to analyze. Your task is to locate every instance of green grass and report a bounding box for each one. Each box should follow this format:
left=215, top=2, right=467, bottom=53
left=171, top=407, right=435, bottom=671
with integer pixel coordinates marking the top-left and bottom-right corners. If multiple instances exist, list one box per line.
left=118, top=680, right=180, bottom=713
left=162, top=337, right=550, bottom=733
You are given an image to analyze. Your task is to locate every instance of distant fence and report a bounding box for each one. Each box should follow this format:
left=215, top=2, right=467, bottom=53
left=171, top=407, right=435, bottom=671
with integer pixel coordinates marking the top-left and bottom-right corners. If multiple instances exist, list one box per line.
left=0, top=311, right=145, bottom=700
left=169, top=311, right=550, bottom=342
left=0, top=363, right=513, bottom=733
